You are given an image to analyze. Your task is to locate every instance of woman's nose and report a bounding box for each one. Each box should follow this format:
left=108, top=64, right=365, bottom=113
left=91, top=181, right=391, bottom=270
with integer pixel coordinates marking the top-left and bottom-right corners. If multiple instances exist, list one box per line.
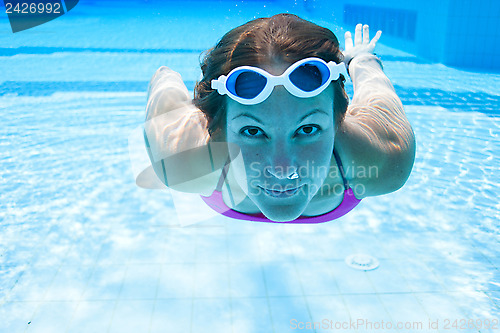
left=265, top=143, right=298, bottom=179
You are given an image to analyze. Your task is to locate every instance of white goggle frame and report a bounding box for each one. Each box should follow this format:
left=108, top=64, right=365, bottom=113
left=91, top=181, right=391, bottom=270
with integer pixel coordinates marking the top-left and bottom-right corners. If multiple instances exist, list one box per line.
left=211, top=57, right=348, bottom=105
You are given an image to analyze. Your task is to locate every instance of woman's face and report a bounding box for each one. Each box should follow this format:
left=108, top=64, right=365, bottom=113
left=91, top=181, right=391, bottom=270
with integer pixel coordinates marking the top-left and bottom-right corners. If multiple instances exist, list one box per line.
left=226, top=63, right=336, bottom=222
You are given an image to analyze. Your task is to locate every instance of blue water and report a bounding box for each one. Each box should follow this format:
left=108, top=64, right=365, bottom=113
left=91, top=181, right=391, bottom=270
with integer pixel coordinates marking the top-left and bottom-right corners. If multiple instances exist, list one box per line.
left=1, top=1, right=499, bottom=333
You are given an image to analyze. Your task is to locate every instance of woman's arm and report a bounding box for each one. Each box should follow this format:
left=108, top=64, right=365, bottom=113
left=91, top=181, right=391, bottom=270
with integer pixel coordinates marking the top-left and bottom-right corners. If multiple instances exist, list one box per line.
left=141, top=66, right=230, bottom=195
left=335, top=25, right=416, bottom=198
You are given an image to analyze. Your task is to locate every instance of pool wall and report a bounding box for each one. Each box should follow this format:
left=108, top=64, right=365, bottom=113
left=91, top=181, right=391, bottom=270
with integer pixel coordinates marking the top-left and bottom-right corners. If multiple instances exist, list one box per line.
left=277, top=0, right=500, bottom=72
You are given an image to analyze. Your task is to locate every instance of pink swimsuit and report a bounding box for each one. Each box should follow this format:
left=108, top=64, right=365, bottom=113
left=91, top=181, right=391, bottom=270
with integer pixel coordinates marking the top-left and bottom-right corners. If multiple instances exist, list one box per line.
left=200, top=149, right=362, bottom=223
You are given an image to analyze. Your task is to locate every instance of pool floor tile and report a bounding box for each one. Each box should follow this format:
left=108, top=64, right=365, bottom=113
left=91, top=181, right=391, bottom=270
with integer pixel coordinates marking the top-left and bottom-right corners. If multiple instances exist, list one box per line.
left=0, top=301, right=40, bottom=333
left=65, top=300, right=116, bottom=333
left=329, top=261, right=376, bottom=295
left=268, top=296, right=313, bottom=333
left=80, top=264, right=127, bottom=301
left=231, top=298, right=274, bottom=333
left=365, top=259, right=412, bottom=293
left=6, top=265, right=59, bottom=302
left=228, top=262, right=267, bottom=298
left=119, top=264, right=161, bottom=300
left=25, top=301, right=78, bottom=333
left=295, top=261, right=341, bottom=296
left=261, top=262, right=304, bottom=297
left=342, top=294, right=393, bottom=331
left=194, top=262, right=229, bottom=298
left=156, top=263, right=195, bottom=299
left=306, top=295, right=352, bottom=333
left=226, top=234, right=261, bottom=263
left=486, top=290, right=500, bottom=308
left=191, top=298, right=232, bottom=333
left=194, top=233, right=228, bottom=264
left=448, top=291, right=500, bottom=321
left=149, top=299, right=192, bottom=333
left=414, top=292, right=482, bottom=333
left=396, top=261, right=444, bottom=293
left=108, top=300, right=155, bottom=333
left=43, top=265, right=94, bottom=302
left=378, top=293, right=433, bottom=332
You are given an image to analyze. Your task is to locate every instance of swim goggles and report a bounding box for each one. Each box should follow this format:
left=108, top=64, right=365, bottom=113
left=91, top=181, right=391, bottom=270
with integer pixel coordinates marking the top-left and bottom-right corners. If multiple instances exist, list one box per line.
left=211, top=57, right=348, bottom=105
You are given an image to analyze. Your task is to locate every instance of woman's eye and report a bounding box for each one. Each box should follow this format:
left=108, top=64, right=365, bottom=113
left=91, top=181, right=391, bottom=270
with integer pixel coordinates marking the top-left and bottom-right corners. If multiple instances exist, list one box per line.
left=296, top=125, right=320, bottom=136
left=241, top=127, right=265, bottom=137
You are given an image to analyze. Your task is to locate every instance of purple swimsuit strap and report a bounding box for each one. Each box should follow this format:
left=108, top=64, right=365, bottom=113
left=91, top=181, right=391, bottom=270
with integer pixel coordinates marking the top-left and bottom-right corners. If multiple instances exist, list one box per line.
left=200, top=187, right=361, bottom=223
left=199, top=149, right=362, bottom=223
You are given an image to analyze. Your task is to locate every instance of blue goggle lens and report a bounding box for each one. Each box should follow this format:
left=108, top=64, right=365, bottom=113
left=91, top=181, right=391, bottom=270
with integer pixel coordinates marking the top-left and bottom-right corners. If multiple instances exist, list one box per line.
left=289, top=61, right=329, bottom=92
left=227, top=70, right=267, bottom=99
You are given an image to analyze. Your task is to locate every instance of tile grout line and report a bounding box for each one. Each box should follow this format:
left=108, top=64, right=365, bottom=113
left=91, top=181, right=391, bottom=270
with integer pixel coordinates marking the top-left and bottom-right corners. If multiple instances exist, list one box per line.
left=0, top=262, right=30, bottom=307
left=412, top=259, right=482, bottom=333
left=189, top=228, right=199, bottom=333
left=353, top=229, right=409, bottom=333
left=225, top=225, right=234, bottom=333
left=367, top=261, right=404, bottom=333
left=336, top=224, right=359, bottom=326
left=22, top=235, right=78, bottom=333
left=0, top=224, right=54, bottom=313
left=105, top=242, right=134, bottom=333
left=63, top=226, right=112, bottom=333
left=257, top=232, right=276, bottom=333
left=147, top=232, right=166, bottom=333
left=287, top=235, right=318, bottom=333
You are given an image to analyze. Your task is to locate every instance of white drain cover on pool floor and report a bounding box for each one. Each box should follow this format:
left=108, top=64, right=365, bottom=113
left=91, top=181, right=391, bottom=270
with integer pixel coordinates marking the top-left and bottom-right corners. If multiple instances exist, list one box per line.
left=345, top=253, right=379, bottom=271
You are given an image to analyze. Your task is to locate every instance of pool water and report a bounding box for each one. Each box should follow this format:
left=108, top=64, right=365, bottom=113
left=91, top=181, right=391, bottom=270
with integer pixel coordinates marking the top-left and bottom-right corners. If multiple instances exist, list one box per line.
left=0, top=1, right=499, bottom=332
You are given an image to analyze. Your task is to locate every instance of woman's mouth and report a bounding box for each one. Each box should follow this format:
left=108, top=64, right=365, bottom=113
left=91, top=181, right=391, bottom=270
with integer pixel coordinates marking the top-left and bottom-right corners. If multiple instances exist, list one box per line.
left=259, top=185, right=304, bottom=198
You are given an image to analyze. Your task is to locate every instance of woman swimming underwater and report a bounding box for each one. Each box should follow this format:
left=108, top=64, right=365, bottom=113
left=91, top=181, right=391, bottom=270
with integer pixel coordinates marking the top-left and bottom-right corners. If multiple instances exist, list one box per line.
left=139, top=14, right=416, bottom=223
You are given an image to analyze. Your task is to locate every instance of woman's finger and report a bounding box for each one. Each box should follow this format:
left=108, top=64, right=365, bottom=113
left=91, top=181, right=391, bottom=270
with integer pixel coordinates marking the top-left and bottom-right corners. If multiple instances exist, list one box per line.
left=344, top=31, right=353, bottom=50
left=368, top=30, right=382, bottom=49
left=363, top=24, right=370, bottom=44
left=354, top=23, right=362, bottom=46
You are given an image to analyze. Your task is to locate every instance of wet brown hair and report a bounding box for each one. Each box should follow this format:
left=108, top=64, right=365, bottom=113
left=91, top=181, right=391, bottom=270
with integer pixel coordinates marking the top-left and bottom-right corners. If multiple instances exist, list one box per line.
left=194, top=13, right=348, bottom=140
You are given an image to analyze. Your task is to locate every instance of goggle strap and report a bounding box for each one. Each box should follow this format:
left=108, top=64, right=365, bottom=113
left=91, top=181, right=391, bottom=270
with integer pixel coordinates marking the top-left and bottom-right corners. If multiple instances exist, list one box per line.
left=211, top=76, right=227, bottom=94
left=328, top=62, right=350, bottom=82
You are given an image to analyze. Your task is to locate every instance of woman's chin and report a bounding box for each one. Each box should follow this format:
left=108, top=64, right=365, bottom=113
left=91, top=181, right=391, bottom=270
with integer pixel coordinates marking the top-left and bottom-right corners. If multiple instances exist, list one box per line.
left=257, top=202, right=307, bottom=222
left=248, top=186, right=312, bottom=222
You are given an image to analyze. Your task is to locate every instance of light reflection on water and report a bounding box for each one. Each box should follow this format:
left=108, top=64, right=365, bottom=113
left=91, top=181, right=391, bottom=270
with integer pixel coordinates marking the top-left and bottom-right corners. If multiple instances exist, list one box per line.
left=1, top=90, right=499, bottom=333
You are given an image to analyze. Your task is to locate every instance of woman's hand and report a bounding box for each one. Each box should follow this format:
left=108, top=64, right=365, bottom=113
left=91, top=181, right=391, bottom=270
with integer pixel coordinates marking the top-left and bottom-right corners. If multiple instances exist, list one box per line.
left=342, top=23, right=382, bottom=66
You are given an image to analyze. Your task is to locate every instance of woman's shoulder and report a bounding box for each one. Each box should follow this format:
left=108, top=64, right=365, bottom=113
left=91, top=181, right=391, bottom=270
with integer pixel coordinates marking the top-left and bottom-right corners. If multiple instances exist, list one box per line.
left=301, top=155, right=346, bottom=215
left=143, top=65, right=227, bottom=195
left=150, top=141, right=237, bottom=196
